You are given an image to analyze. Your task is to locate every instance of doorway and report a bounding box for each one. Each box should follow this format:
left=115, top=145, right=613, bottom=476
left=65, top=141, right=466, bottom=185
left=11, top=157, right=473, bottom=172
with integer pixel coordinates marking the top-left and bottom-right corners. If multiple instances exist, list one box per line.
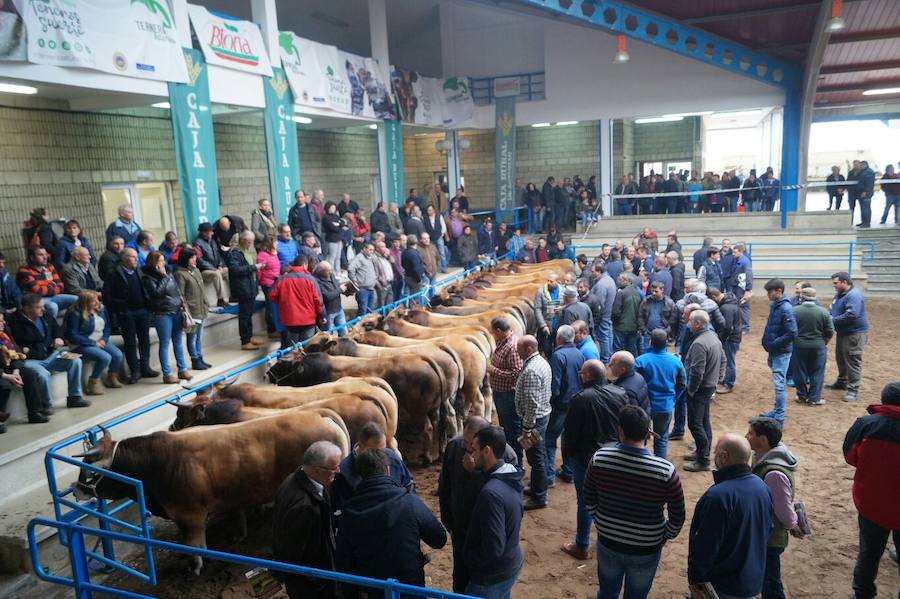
left=101, top=182, right=177, bottom=242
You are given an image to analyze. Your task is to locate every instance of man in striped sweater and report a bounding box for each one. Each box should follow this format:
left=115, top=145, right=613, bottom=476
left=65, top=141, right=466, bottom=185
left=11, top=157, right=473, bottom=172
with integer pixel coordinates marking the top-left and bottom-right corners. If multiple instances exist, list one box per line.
left=583, top=404, right=686, bottom=599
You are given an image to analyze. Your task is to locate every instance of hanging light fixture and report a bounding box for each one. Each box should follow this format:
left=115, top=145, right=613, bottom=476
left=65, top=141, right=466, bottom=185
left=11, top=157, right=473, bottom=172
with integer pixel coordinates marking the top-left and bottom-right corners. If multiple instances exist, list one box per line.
left=614, top=35, right=630, bottom=64
left=827, top=0, right=846, bottom=31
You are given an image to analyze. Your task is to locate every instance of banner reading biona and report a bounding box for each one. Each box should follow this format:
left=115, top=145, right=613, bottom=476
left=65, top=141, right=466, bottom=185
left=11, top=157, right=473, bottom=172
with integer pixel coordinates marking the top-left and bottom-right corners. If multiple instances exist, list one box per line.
left=187, top=4, right=272, bottom=77
left=278, top=30, right=394, bottom=120
left=168, top=48, right=220, bottom=236
left=14, top=0, right=187, bottom=82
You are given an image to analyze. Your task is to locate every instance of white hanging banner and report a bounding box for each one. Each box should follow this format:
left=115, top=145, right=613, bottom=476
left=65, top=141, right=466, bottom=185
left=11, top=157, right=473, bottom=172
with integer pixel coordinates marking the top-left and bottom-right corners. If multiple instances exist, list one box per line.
left=391, top=67, right=474, bottom=128
left=278, top=31, right=394, bottom=120
left=0, top=1, right=27, bottom=61
left=187, top=4, right=272, bottom=77
left=13, top=0, right=188, bottom=82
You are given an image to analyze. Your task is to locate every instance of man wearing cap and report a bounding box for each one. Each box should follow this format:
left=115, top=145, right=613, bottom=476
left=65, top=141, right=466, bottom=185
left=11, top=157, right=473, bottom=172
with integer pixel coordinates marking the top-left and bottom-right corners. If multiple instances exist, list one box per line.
left=792, top=287, right=834, bottom=406
left=193, top=222, right=230, bottom=307
left=555, top=287, right=593, bottom=337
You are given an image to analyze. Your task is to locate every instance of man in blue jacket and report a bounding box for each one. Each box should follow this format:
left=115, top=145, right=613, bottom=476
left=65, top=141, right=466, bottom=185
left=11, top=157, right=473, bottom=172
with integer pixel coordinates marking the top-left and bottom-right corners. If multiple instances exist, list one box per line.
left=635, top=329, right=686, bottom=459
left=829, top=272, right=869, bottom=402
left=688, top=433, right=774, bottom=598
left=464, top=426, right=524, bottom=599
left=730, top=243, right=753, bottom=334
left=545, top=325, right=585, bottom=486
left=335, top=449, right=446, bottom=597
left=477, top=220, right=499, bottom=259
left=761, top=279, right=798, bottom=424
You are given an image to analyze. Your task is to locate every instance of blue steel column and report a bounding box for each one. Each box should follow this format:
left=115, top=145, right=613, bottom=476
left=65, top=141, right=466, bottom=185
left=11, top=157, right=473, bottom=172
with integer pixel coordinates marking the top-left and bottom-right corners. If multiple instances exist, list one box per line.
left=780, top=86, right=803, bottom=229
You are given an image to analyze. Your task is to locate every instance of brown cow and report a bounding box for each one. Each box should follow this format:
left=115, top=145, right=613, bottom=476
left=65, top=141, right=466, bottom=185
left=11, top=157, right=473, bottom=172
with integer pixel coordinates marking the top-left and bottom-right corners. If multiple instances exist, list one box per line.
left=396, top=306, right=527, bottom=337
left=266, top=352, right=453, bottom=465
left=73, top=409, right=350, bottom=574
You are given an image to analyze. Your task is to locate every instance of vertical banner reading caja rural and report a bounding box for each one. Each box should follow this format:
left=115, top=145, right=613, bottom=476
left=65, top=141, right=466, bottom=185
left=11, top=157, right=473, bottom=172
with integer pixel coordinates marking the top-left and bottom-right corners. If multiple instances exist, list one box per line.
left=168, top=48, right=220, bottom=237
left=263, top=68, right=301, bottom=223
left=382, top=119, right=404, bottom=205
left=495, top=95, right=517, bottom=214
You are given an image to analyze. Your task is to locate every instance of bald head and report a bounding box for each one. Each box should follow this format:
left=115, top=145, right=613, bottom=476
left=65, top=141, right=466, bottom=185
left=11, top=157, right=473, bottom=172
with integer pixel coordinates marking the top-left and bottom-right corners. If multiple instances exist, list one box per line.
left=714, top=433, right=752, bottom=469
left=464, top=415, right=491, bottom=435
left=516, top=335, right=538, bottom=360
left=580, top=359, right=606, bottom=384
left=608, top=351, right=635, bottom=379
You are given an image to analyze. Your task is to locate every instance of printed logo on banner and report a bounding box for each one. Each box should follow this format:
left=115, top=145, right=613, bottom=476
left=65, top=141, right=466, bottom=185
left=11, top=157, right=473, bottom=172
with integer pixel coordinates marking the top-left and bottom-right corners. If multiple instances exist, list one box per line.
left=269, top=71, right=289, bottom=100
left=208, top=22, right=258, bottom=66
left=497, top=112, right=513, bottom=137
left=131, top=0, right=172, bottom=29
left=279, top=32, right=299, bottom=64
left=187, top=4, right=271, bottom=76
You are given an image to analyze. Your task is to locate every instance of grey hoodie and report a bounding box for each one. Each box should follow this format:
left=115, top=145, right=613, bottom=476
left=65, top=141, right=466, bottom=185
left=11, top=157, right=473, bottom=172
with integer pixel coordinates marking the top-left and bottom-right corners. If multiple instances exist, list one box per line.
left=679, top=291, right=726, bottom=331
left=751, top=443, right=799, bottom=531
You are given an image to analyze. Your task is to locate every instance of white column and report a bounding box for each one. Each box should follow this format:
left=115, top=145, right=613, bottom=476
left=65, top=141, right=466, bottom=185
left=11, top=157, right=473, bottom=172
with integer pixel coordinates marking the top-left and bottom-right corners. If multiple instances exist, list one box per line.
left=599, top=119, right=613, bottom=217
left=171, top=0, right=191, bottom=47
left=369, top=0, right=390, bottom=205
left=445, top=130, right=461, bottom=197
left=251, top=0, right=280, bottom=67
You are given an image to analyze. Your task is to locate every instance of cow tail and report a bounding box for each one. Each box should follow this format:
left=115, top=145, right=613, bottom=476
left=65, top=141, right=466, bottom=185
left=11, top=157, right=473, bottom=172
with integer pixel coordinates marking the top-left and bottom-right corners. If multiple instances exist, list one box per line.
left=315, top=407, right=351, bottom=456
left=436, top=342, right=466, bottom=428
left=420, top=353, right=456, bottom=449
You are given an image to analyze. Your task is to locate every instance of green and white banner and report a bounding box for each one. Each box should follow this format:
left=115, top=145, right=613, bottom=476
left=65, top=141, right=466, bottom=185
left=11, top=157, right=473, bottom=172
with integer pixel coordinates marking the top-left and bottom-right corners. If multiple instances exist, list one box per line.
left=263, top=68, right=301, bottom=223
left=187, top=4, right=272, bottom=77
left=168, top=48, right=219, bottom=237
left=495, top=95, right=516, bottom=212
left=391, top=68, right=474, bottom=128
left=14, top=0, right=188, bottom=82
left=0, top=1, right=26, bottom=61
left=279, top=30, right=394, bottom=120
left=382, top=119, right=404, bottom=205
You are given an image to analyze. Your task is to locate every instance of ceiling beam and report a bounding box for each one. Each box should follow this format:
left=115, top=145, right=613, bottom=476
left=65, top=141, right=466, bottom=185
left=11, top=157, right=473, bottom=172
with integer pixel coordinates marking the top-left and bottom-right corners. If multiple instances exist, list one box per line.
left=820, top=60, right=900, bottom=74
left=759, top=42, right=810, bottom=53
left=829, top=27, right=900, bottom=44
left=817, top=78, right=900, bottom=93
left=682, top=1, right=821, bottom=25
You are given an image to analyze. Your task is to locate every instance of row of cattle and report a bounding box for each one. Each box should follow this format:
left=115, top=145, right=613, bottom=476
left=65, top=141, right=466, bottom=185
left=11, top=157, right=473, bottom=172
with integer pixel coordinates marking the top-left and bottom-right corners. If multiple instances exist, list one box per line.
left=72, top=259, right=575, bottom=573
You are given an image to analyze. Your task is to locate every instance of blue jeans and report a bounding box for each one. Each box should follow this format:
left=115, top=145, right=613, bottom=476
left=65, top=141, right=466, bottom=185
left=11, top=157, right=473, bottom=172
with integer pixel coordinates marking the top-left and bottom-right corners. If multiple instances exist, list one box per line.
left=724, top=340, right=740, bottom=388
left=25, top=351, right=82, bottom=398
left=651, top=412, right=672, bottom=459
left=355, top=288, right=375, bottom=316
left=186, top=319, right=205, bottom=360
left=525, top=415, right=550, bottom=503
left=153, top=313, right=187, bottom=376
left=494, top=390, right=522, bottom=465
left=794, top=346, right=826, bottom=403
left=328, top=310, right=347, bottom=336
left=596, top=319, right=612, bottom=364
left=44, top=294, right=77, bottom=319
left=596, top=542, right=661, bottom=599
left=74, top=344, right=123, bottom=379
left=881, top=194, right=899, bottom=223
left=545, top=401, right=573, bottom=482
left=613, top=330, right=638, bottom=356
left=465, top=565, right=520, bottom=599
left=767, top=352, right=791, bottom=421
left=763, top=545, right=785, bottom=599
left=435, top=236, right=449, bottom=270
left=671, top=387, right=686, bottom=436
left=616, top=202, right=633, bottom=216
left=571, top=459, right=592, bottom=550
left=532, top=208, right=544, bottom=233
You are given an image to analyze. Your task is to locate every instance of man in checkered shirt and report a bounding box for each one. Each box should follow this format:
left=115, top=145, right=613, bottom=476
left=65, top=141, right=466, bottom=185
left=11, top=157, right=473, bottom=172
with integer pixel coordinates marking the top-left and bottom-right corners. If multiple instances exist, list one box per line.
left=515, top=334, right=553, bottom=511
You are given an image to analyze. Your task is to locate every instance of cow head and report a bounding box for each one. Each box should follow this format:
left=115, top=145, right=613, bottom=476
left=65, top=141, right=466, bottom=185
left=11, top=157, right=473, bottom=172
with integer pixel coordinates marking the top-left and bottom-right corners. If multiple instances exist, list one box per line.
left=388, top=305, right=408, bottom=320
left=167, top=395, right=211, bottom=431
left=304, top=331, right=336, bottom=353
left=72, top=426, right=119, bottom=501
left=355, top=312, right=383, bottom=332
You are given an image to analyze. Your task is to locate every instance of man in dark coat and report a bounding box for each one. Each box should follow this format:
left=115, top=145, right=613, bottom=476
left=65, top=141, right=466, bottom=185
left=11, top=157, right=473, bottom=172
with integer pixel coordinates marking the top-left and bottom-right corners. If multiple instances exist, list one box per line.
left=336, top=449, right=446, bottom=597
left=608, top=350, right=649, bottom=412
left=667, top=251, right=686, bottom=302
left=227, top=231, right=264, bottom=349
left=272, top=441, right=343, bottom=599
left=709, top=288, right=742, bottom=394
left=693, top=237, right=713, bottom=275
left=439, top=416, right=518, bottom=593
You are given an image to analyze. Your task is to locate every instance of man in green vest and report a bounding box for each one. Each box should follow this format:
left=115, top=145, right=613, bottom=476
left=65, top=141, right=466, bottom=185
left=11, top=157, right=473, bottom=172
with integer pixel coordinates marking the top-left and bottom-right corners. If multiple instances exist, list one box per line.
left=746, top=417, right=802, bottom=599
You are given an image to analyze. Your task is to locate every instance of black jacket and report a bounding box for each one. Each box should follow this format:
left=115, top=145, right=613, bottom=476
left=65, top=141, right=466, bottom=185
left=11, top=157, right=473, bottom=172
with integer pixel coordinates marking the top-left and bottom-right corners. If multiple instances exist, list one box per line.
left=401, top=248, right=426, bottom=281
left=692, top=246, right=709, bottom=274
left=423, top=213, right=443, bottom=240
left=192, top=236, right=224, bottom=271
left=369, top=210, right=391, bottom=236
left=226, top=248, right=258, bottom=300
left=314, top=273, right=343, bottom=314
left=8, top=311, right=60, bottom=361
left=331, top=448, right=414, bottom=520
left=140, top=266, right=182, bottom=316
left=717, top=292, right=743, bottom=344
left=463, top=462, right=524, bottom=586
left=271, top=469, right=338, bottom=598
left=404, top=217, right=426, bottom=239
left=438, top=436, right=517, bottom=536
left=613, top=371, right=650, bottom=413
left=322, top=213, right=344, bottom=244
left=669, top=262, right=685, bottom=301
left=97, top=250, right=119, bottom=282
left=335, top=476, right=446, bottom=595
left=103, top=265, right=146, bottom=313
left=562, top=380, right=632, bottom=467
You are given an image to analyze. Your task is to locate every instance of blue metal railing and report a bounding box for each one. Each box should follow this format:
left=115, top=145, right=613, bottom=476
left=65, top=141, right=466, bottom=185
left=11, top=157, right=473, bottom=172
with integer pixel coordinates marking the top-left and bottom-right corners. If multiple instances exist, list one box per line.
left=28, top=518, right=477, bottom=599
left=469, top=206, right=531, bottom=233
left=38, top=253, right=513, bottom=596
left=470, top=71, right=545, bottom=105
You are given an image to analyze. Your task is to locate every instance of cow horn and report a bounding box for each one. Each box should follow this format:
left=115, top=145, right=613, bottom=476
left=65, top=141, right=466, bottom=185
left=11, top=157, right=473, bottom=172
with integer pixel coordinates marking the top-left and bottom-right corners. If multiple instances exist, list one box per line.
left=73, top=446, right=104, bottom=459
left=98, top=424, right=110, bottom=438
left=221, top=374, right=240, bottom=388
left=165, top=398, right=194, bottom=409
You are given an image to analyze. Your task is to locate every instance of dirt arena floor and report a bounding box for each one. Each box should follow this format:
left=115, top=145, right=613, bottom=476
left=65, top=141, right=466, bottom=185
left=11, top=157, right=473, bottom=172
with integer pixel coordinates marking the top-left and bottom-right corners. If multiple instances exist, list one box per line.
left=91, top=296, right=900, bottom=599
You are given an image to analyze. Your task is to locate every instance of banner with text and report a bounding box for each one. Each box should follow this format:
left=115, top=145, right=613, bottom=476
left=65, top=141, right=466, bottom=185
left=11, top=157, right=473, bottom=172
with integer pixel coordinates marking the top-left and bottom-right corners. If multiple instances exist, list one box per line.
left=187, top=4, right=272, bottom=77
left=495, top=95, right=516, bottom=213
left=382, top=119, right=404, bottom=205
left=391, top=68, right=474, bottom=128
left=263, top=68, right=301, bottom=223
left=168, top=49, right=219, bottom=237
left=14, top=0, right=188, bottom=82
left=0, top=2, right=26, bottom=61
left=279, top=31, right=394, bottom=120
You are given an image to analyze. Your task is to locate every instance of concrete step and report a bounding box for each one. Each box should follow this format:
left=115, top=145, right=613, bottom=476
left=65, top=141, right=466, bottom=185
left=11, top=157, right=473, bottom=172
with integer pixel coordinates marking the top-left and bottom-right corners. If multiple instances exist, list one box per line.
left=587, top=211, right=853, bottom=236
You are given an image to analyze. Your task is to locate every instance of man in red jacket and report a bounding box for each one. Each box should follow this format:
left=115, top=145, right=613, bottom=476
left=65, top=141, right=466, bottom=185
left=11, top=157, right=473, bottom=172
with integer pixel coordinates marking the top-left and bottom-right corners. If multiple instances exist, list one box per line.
left=842, top=381, right=900, bottom=599
left=269, top=255, right=326, bottom=350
